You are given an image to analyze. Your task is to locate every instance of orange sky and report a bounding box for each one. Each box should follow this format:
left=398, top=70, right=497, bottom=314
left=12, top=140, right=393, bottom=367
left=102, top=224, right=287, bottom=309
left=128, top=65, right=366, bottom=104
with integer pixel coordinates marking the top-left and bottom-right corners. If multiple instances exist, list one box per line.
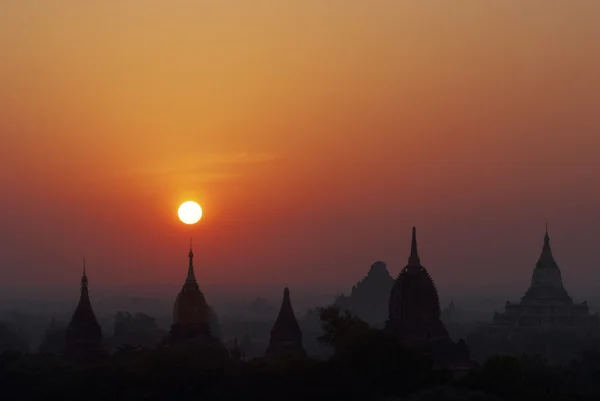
left=1, top=1, right=600, bottom=301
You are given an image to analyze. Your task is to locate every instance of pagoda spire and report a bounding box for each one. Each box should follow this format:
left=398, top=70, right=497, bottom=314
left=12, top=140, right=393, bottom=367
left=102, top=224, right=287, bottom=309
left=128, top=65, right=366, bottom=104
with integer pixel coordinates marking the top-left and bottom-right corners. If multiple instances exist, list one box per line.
left=65, top=258, right=104, bottom=358
left=81, top=257, right=88, bottom=291
left=538, top=224, right=556, bottom=267
left=408, top=226, right=421, bottom=266
left=184, top=238, right=198, bottom=288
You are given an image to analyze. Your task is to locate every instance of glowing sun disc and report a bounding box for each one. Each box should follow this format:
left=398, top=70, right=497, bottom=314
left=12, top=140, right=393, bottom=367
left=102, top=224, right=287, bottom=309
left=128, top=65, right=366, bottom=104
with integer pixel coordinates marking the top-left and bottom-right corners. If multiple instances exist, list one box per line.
left=178, top=201, right=202, bottom=225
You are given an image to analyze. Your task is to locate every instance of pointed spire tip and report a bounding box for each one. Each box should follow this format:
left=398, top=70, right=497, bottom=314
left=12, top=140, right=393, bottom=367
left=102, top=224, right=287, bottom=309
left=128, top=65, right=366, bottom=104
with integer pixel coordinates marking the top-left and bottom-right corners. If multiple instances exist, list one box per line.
left=409, top=226, right=420, bottom=265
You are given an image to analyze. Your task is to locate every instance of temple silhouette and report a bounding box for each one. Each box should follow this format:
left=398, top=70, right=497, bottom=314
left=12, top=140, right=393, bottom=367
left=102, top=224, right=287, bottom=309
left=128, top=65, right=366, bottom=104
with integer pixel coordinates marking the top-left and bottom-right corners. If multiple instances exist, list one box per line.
left=265, top=287, right=306, bottom=358
left=386, top=227, right=470, bottom=371
left=46, top=225, right=600, bottom=369
left=334, top=261, right=394, bottom=327
left=168, top=240, right=217, bottom=345
left=485, top=227, right=600, bottom=362
left=64, top=259, right=105, bottom=359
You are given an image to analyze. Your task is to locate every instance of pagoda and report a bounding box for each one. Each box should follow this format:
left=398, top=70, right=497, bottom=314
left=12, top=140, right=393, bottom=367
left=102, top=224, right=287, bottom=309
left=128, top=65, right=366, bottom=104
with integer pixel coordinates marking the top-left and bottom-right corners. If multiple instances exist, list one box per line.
left=239, top=333, right=259, bottom=359
left=386, top=227, right=470, bottom=369
left=491, top=227, right=600, bottom=342
left=65, top=259, right=104, bottom=359
left=39, top=318, right=66, bottom=354
left=168, top=240, right=214, bottom=344
left=335, top=261, right=395, bottom=327
left=265, top=287, right=306, bottom=358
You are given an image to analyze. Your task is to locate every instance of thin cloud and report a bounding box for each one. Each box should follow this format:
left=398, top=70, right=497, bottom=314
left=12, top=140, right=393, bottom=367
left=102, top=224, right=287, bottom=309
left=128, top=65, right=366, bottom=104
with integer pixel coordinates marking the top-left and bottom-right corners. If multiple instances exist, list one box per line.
left=120, top=152, right=281, bottom=183
left=199, top=152, right=281, bottom=165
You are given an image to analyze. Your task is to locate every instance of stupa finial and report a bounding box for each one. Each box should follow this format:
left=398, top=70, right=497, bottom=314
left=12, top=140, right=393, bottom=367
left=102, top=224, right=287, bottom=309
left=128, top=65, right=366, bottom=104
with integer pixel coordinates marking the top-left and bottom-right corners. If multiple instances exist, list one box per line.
left=408, top=226, right=421, bottom=265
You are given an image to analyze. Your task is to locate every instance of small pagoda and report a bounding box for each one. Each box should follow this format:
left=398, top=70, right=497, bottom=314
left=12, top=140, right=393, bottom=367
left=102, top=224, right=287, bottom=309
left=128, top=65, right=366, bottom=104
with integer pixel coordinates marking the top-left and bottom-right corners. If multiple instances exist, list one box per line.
left=265, top=287, right=306, bottom=358
left=65, top=259, right=104, bottom=359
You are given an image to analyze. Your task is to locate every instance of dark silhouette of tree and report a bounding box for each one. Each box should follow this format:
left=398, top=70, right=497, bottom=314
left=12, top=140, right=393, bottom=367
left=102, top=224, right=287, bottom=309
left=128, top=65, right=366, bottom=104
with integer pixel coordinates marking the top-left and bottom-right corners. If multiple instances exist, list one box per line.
left=1, top=312, right=599, bottom=401
left=404, top=385, right=502, bottom=400
left=466, top=353, right=575, bottom=400
left=570, top=348, right=600, bottom=399
left=318, top=305, right=435, bottom=398
left=317, top=305, right=370, bottom=350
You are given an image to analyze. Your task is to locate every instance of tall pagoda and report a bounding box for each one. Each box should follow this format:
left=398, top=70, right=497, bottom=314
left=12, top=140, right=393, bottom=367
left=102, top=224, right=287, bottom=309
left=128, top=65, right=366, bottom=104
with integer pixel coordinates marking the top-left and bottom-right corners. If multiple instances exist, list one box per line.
left=169, top=240, right=214, bottom=343
left=65, top=259, right=104, bottom=359
left=386, top=227, right=470, bottom=369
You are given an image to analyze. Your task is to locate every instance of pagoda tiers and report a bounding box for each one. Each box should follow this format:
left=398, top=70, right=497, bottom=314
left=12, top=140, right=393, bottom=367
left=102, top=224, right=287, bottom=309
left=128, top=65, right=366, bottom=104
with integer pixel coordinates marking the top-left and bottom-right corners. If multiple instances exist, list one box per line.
left=335, top=261, right=395, bottom=327
left=492, top=228, right=600, bottom=335
left=65, top=259, right=104, bottom=359
left=169, top=240, right=214, bottom=344
left=386, top=227, right=470, bottom=370
left=265, top=287, right=306, bottom=358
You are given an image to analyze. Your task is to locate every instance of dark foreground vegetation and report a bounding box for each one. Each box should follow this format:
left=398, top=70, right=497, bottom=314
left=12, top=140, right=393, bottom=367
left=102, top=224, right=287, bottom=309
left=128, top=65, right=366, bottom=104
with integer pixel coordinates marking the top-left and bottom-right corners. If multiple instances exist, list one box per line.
left=2, top=307, right=600, bottom=401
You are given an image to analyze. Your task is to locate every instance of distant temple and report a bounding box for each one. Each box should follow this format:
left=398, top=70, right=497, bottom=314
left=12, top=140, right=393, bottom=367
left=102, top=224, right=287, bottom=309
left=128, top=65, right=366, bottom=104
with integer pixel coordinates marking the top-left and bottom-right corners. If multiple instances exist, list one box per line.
left=169, top=241, right=215, bottom=344
left=386, top=227, right=470, bottom=370
left=39, top=317, right=66, bottom=355
left=488, top=227, right=600, bottom=361
left=65, top=259, right=104, bottom=359
left=239, top=333, right=259, bottom=359
left=229, top=337, right=243, bottom=361
left=265, top=287, right=306, bottom=358
left=441, top=301, right=459, bottom=324
left=335, top=261, right=395, bottom=327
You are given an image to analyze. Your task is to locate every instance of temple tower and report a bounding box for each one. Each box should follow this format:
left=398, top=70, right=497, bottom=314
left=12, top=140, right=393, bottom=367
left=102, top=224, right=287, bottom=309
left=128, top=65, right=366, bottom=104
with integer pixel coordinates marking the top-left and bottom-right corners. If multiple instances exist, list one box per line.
left=265, top=287, right=306, bottom=358
left=65, top=259, right=104, bottom=359
left=386, top=227, right=449, bottom=344
left=169, top=240, right=213, bottom=343
left=490, top=227, right=600, bottom=346
left=522, top=225, right=571, bottom=303
left=386, top=227, right=470, bottom=370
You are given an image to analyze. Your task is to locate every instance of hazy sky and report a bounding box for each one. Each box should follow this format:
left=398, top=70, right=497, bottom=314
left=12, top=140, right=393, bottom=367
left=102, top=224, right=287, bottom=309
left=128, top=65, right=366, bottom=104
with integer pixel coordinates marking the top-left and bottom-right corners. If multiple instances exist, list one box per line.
left=1, top=1, right=600, bottom=302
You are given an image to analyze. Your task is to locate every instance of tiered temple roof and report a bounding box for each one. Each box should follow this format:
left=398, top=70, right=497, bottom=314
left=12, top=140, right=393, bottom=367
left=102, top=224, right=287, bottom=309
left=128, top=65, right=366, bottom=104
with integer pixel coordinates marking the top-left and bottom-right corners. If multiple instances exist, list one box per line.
left=386, top=227, right=470, bottom=369
left=386, top=227, right=448, bottom=344
left=265, top=287, right=306, bottom=358
left=492, top=227, right=599, bottom=334
left=65, top=259, right=104, bottom=358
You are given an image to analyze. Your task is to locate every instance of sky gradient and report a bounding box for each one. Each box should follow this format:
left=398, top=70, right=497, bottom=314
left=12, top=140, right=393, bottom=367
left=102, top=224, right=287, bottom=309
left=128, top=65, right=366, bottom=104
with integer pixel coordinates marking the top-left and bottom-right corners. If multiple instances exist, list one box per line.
left=1, top=1, right=600, bottom=303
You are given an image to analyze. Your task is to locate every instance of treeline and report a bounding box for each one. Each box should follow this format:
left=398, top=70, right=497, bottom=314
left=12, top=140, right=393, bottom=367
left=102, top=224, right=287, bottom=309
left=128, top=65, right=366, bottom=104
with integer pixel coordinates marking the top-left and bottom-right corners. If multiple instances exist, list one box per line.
left=1, top=307, right=599, bottom=400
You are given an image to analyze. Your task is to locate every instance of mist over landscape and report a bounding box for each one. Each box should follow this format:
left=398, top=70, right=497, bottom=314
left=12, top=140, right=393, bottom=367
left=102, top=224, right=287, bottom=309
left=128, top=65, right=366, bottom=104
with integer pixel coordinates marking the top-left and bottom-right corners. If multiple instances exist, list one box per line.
left=2, top=1, right=600, bottom=400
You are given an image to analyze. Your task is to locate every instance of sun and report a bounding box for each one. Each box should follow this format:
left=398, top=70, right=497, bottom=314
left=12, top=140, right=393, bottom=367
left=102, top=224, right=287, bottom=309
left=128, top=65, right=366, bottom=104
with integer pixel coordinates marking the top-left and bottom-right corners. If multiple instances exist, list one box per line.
left=178, top=201, right=203, bottom=225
